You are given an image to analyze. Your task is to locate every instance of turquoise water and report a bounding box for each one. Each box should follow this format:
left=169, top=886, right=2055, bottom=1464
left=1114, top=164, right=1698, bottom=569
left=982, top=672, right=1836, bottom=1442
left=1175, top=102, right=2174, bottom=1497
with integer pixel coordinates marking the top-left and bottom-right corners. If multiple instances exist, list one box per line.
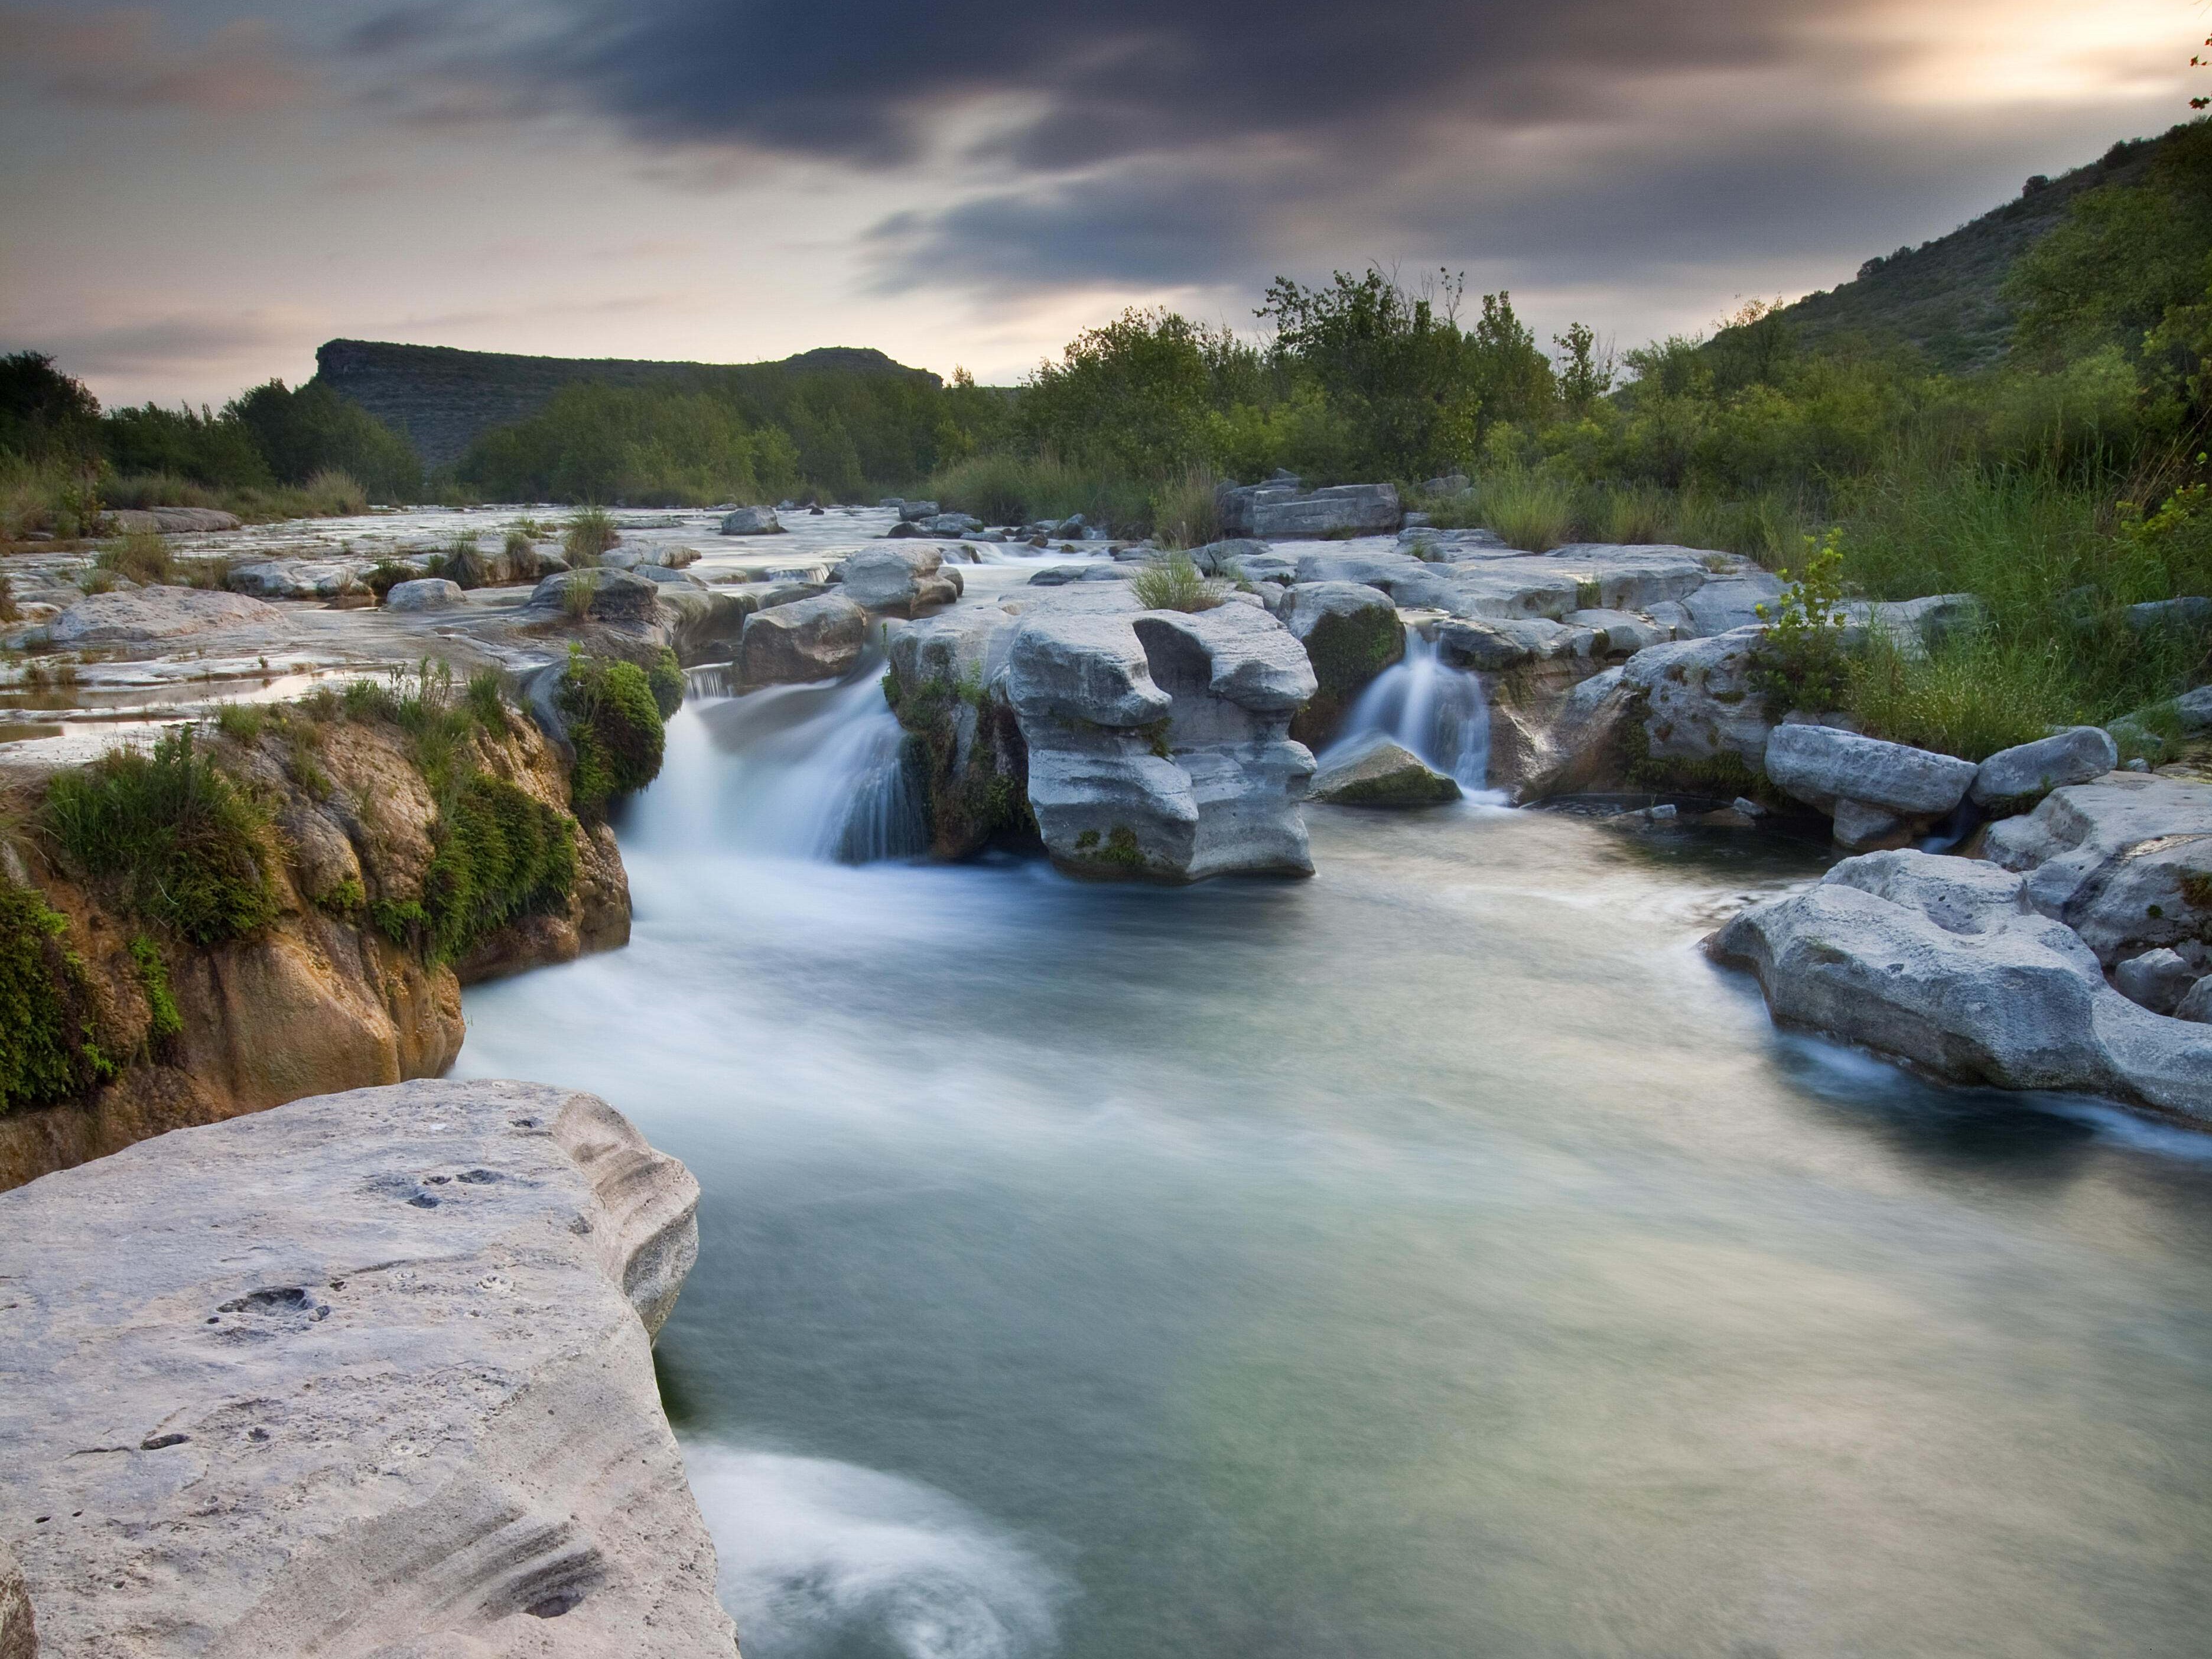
left=458, top=691, right=2212, bottom=1659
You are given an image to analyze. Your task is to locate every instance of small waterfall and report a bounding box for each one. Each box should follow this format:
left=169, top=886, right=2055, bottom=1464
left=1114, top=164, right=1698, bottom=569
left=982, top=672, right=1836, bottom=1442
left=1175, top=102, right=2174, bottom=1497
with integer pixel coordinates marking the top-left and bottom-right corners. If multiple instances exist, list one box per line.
left=1322, top=630, right=1492, bottom=788
left=641, top=650, right=928, bottom=865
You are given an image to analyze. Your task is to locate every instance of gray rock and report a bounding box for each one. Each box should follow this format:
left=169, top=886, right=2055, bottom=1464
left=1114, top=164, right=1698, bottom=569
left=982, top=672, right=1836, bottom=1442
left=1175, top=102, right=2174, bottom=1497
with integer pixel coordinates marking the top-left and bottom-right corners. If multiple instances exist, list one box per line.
left=1831, top=797, right=1910, bottom=851
left=1563, top=608, right=1671, bottom=656
left=1982, top=773, right=2212, bottom=965
left=0, top=1079, right=736, bottom=1656
left=1421, top=472, right=1472, bottom=496
left=897, top=499, right=941, bottom=523
left=2178, top=977, right=2212, bottom=1024
left=1972, top=727, right=2118, bottom=807
left=1647, top=572, right=1786, bottom=638
left=719, top=505, right=783, bottom=535
left=1309, top=739, right=1461, bottom=807
left=1709, top=850, right=2212, bottom=1118
left=2113, top=948, right=2201, bottom=1016
left=1619, top=627, right=1774, bottom=767
left=839, top=546, right=961, bottom=617
left=1284, top=582, right=1404, bottom=735
left=1253, top=482, right=1403, bottom=539
left=519, top=567, right=662, bottom=626
left=47, top=585, right=282, bottom=648
left=2125, top=597, right=2212, bottom=632
left=228, top=558, right=385, bottom=600
left=1764, top=724, right=1978, bottom=817
left=382, top=577, right=465, bottom=612
left=737, top=591, right=869, bottom=684
left=920, top=512, right=981, bottom=536
left=103, top=506, right=242, bottom=535
left=602, top=544, right=702, bottom=571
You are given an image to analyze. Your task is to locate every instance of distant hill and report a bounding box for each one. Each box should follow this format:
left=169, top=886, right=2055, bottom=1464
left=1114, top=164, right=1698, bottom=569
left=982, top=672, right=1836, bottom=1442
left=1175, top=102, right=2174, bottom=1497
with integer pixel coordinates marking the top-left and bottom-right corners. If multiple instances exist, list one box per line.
left=312, top=339, right=936, bottom=467
left=1774, top=122, right=2196, bottom=372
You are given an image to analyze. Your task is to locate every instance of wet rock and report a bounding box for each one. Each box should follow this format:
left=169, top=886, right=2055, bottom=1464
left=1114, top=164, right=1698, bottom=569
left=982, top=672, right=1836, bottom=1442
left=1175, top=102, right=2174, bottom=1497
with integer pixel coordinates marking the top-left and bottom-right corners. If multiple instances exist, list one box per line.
left=1619, top=627, right=1772, bottom=768
left=47, top=585, right=282, bottom=648
left=1982, top=773, right=2212, bottom=965
left=1284, top=582, right=1404, bottom=744
left=719, top=505, right=783, bottom=535
left=1309, top=739, right=1461, bottom=807
left=1971, top=727, right=2118, bottom=808
left=0, top=1079, right=736, bottom=1657
left=383, top=577, right=465, bottom=612
left=1830, top=797, right=1911, bottom=852
left=2113, top=948, right=2202, bottom=1016
left=1708, top=849, right=2212, bottom=1119
left=919, top=512, right=981, bottom=536
left=839, top=545, right=962, bottom=617
left=1764, top=724, right=1977, bottom=818
left=737, top=591, right=868, bottom=685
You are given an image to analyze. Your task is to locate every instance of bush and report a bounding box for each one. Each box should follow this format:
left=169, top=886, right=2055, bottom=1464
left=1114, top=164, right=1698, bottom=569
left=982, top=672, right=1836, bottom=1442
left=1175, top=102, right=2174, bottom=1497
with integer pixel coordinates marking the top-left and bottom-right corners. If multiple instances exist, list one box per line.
left=440, top=531, right=486, bottom=590
left=503, top=525, right=543, bottom=581
left=1747, top=529, right=1853, bottom=713
left=364, top=559, right=416, bottom=598
left=40, top=728, right=278, bottom=945
left=1130, top=551, right=1228, bottom=612
left=563, top=507, right=619, bottom=567
left=1476, top=470, right=1577, bottom=551
left=557, top=648, right=667, bottom=811
left=415, top=773, right=577, bottom=964
left=0, top=877, right=111, bottom=1112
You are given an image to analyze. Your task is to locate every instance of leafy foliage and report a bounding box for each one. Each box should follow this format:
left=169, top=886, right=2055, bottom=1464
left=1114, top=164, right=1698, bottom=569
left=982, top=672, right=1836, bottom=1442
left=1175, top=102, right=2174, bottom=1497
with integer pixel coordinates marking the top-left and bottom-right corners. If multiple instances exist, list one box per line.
left=0, top=877, right=110, bottom=1112
left=1749, top=530, right=1852, bottom=713
left=558, top=648, right=667, bottom=812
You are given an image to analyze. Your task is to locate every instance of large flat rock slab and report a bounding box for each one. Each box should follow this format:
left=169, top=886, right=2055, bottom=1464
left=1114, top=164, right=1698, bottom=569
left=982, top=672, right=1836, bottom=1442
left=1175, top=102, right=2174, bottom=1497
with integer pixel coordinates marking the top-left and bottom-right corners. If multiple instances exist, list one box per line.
left=0, top=1079, right=736, bottom=1657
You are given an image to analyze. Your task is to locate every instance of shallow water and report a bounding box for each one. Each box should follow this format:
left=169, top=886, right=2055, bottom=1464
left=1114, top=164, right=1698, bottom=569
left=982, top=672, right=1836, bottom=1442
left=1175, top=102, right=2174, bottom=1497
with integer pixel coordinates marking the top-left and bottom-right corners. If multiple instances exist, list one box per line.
left=458, top=665, right=2212, bottom=1658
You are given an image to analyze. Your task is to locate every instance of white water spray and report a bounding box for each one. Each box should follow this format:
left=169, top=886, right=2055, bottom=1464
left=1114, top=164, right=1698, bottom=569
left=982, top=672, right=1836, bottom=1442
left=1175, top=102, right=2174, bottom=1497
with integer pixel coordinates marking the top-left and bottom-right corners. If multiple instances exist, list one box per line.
left=1320, top=630, right=1492, bottom=788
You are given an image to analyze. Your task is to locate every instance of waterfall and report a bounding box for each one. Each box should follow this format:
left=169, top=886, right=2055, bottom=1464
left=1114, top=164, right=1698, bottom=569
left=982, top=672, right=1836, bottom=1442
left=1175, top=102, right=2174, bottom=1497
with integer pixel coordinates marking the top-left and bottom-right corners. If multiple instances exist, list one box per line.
left=1321, top=630, right=1492, bottom=788
left=632, top=649, right=929, bottom=865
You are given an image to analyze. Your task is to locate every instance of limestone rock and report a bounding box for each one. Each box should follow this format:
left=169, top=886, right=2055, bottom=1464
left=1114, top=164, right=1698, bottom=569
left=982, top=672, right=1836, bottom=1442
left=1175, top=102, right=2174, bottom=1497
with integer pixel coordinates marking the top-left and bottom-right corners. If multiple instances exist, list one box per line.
left=1310, top=739, right=1461, bottom=807
left=1563, top=608, right=1671, bottom=656
left=1708, top=850, right=2212, bottom=1118
left=385, top=577, right=466, bottom=612
left=518, top=567, right=661, bottom=626
left=0, top=1079, right=734, bottom=1657
left=719, top=505, right=783, bottom=535
left=103, top=506, right=242, bottom=534
left=2124, top=596, right=2212, bottom=632
left=1219, top=479, right=1401, bottom=538
left=2113, top=948, right=2202, bottom=1016
left=47, top=585, right=282, bottom=648
left=738, top=590, right=868, bottom=684
left=1764, top=724, right=1977, bottom=817
left=1971, top=726, right=2119, bottom=808
left=1619, top=627, right=1773, bottom=767
left=1982, top=773, right=2212, bottom=965
left=0, top=1539, right=32, bottom=1659
left=1830, top=798, right=1911, bottom=851
left=838, top=546, right=961, bottom=617
left=896, top=499, right=941, bottom=522
left=1283, top=581, right=1404, bottom=743
left=2178, top=977, right=2212, bottom=1024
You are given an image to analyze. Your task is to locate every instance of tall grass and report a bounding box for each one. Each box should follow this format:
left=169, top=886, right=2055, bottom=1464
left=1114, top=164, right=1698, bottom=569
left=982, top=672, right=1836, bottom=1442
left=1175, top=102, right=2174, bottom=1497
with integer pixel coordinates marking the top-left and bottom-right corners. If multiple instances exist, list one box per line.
left=1129, top=551, right=1228, bottom=611
left=1475, top=471, right=1578, bottom=552
left=563, top=508, right=619, bottom=567
left=1148, top=469, right=1222, bottom=548
left=97, top=531, right=173, bottom=587
left=1, top=455, right=376, bottom=536
left=927, top=453, right=1156, bottom=532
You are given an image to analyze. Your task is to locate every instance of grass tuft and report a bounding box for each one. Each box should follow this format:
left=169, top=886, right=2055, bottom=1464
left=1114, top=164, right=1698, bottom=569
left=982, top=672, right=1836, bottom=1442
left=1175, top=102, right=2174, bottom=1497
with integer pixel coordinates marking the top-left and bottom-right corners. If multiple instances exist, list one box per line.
left=1130, top=551, right=1228, bottom=612
left=563, top=507, right=619, bottom=567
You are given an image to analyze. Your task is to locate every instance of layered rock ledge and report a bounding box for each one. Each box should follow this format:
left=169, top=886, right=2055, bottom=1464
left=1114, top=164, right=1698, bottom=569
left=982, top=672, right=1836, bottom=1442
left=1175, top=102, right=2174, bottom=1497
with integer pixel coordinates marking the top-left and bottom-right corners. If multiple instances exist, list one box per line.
left=0, top=1079, right=736, bottom=1657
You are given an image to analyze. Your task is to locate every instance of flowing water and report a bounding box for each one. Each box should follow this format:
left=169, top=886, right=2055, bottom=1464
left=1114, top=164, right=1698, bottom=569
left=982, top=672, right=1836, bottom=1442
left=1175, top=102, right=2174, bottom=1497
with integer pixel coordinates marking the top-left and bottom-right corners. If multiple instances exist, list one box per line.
left=458, top=585, right=2212, bottom=1659
left=1320, top=631, right=1494, bottom=789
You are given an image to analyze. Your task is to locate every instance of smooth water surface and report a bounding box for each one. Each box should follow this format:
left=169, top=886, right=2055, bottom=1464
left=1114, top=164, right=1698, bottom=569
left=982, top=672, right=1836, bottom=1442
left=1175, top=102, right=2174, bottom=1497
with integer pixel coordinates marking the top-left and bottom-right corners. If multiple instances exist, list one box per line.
left=459, top=678, right=2212, bottom=1659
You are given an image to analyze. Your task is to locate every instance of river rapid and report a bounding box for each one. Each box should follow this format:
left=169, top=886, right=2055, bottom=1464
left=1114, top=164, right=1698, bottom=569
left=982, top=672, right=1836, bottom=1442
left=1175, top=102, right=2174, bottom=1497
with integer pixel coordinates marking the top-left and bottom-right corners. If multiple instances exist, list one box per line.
left=456, top=556, right=2212, bottom=1659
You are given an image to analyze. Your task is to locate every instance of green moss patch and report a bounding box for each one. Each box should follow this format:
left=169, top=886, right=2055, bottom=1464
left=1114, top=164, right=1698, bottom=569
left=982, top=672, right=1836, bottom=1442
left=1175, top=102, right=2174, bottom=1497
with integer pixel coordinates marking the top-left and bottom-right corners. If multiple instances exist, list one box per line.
left=0, top=879, right=112, bottom=1113
left=558, top=649, right=667, bottom=812
left=418, top=773, right=577, bottom=965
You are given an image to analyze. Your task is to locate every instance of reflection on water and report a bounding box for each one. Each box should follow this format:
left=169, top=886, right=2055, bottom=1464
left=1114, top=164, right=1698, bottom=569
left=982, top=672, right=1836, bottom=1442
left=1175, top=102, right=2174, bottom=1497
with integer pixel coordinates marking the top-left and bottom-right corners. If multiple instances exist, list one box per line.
left=463, top=697, right=2212, bottom=1659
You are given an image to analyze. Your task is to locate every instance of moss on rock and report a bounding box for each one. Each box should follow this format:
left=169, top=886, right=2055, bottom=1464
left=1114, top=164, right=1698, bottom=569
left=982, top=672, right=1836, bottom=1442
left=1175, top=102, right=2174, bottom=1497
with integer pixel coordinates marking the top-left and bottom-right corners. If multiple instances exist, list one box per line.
left=558, top=648, right=668, bottom=812
left=0, top=879, right=111, bottom=1114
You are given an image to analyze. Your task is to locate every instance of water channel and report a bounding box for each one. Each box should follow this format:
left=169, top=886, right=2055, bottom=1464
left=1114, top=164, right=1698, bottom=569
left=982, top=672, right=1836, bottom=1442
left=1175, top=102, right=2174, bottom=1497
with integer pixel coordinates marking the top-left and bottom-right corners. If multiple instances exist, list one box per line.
left=456, top=564, right=2212, bottom=1659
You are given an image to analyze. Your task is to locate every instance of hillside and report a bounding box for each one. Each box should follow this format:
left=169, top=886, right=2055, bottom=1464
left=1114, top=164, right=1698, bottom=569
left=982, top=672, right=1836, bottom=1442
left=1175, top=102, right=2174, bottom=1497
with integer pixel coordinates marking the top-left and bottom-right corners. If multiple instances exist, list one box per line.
left=1775, top=122, right=2194, bottom=371
left=313, top=339, right=936, bottom=467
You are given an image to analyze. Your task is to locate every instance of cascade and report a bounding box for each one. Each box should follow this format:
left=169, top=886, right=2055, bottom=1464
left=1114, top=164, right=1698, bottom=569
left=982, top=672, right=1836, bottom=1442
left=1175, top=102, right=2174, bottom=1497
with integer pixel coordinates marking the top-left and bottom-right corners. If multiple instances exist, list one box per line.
left=1320, top=630, right=1492, bottom=788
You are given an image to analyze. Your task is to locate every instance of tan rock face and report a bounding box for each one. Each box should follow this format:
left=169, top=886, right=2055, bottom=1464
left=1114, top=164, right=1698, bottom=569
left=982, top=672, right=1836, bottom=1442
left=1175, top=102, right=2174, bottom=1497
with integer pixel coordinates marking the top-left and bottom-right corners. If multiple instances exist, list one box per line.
left=0, top=705, right=631, bottom=1191
left=0, top=1080, right=736, bottom=1657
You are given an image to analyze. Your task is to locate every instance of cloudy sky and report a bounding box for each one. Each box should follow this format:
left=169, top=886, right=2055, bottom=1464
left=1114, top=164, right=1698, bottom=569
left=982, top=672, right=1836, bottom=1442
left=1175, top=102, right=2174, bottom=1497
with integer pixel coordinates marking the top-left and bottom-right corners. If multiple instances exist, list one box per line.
left=1, top=0, right=2199, bottom=406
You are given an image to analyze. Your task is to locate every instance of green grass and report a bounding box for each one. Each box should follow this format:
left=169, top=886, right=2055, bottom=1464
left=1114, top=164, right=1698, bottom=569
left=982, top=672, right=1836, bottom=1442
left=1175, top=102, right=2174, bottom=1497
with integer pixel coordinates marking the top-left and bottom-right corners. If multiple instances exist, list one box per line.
left=927, top=452, right=1157, bottom=532
left=0, top=877, right=112, bottom=1112
left=437, top=531, right=486, bottom=590
left=414, top=773, right=577, bottom=965
left=97, top=530, right=174, bottom=586
left=558, top=648, right=667, bottom=811
left=1473, top=470, right=1578, bottom=551
left=1147, top=469, right=1222, bottom=548
left=563, top=507, right=620, bottom=567
left=40, top=728, right=278, bottom=945
left=1129, top=551, right=1228, bottom=611
left=129, top=935, right=183, bottom=1043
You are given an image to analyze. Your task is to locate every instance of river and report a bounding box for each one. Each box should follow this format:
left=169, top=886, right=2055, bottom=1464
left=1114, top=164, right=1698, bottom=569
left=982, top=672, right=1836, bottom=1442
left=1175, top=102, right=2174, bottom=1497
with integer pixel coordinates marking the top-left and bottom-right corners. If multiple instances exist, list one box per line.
left=455, top=558, right=2212, bottom=1659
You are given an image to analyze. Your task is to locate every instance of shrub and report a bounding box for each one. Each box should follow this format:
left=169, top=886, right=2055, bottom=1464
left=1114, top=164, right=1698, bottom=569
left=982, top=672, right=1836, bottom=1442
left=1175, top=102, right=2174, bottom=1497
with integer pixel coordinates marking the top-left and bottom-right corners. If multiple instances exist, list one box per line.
left=1748, top=529, right=1852, bottom=713
left=1477, top=469, right=1577, bottom=551
left=1148, top=469, right=1221, bottom=548
left=503, top=525, right=543, bottom=581
left=40, top=728, right=278, bottom=945
left=301, top=469, right=370, bottom=515
left=441, top=531, right=485, bottom=590
left=465, top=669, right=506, bottom=726
left=0, top=877, right=111, bottom=1112
left=212, top=702, right=268, bottom=743
left=1847, top=629, right=2073, bottom=760
left=364, top=559, right=416, bottom=598
left=97, top=531, right=174, bottom=587
left=1130, top=551, right=1228, bottom=612
left=415, top=773, right=577, bottom=964
left=563, top=507, right=619, bottom=567
left=647, top=646, right=685, bottom=719
left=557, top=648, right=666, bottom=811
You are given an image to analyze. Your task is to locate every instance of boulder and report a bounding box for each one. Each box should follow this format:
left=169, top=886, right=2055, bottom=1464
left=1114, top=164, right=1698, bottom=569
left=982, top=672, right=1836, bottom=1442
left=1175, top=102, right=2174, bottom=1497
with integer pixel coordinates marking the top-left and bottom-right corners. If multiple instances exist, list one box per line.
left=920, top=512, right=981, bottom=536
left=383, top=576, right=465, bottom=612
left=719, top=505, right=783, bottom=535
left=1971, top=726, right=2119, bottom=808
left=1252, top=482, right=1403, bottom=539
left=1283, top=581, right=1404, bottom=743
left=1564, top=607, right=1671, bottom=656
left=2113, top=948, right=2202, bottom=1016
left=1619, top=627, right=1773, bottom=768
left=47, top=585, right=282, bottom=648
left=897, top=499, right=941, bottom=523
left=1830, top=798, right=1911, bottom=852
left=1982, top=774, right=2212, bottom=965
left=737, top=591, right=868, bottom=684
left=1190, top=539, right=1294, bottom=583
left=1646, top=573, right=1786, bottom=638
left=0, top=1079, right=736, bottom=1656
left=2179, top=977, right=2212, bottom=1024
left=518, top=567, right=661, bottom=626
left=1840, top=593, right=1986, bottom=652
left=1005, top=594, right=1317, bottom=881
left=228, top=558, right=383, bottom=600
left=103, top=506, right=242, bottom=534
left=602, top=544, right=701, bottom=571
left=839, top=545, right=961, bottom=617
left=2125, top=596, right=2212, bottom=633
left=1764, top=724, right=1977, bottom=818
left=1310, top=739, right=1461, bottom=807
left=1709, top=850, right=2212, bottom=1119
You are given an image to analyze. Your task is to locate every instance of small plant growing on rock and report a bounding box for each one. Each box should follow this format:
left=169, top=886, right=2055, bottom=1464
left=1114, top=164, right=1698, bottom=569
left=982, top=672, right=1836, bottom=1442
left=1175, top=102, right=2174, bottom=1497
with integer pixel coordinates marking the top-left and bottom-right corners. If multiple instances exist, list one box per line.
left=557, top=646, right=666, bottom=812
left=98, top=532, right=173, bottom=588
left=503, top=526, right=542, bottom=582
left=364, top=560, right=415, bottom=599
left=561, top=571, right=596, bottom=622
left=414, top=773, right=577, bottom=965
left=0, top=876, right=112, bottom=1112
left=1130, top=551, right=1227, bottom=613
left=441, top=532, right=486, bottom=591
left=563, top=508, right=619, bottom=568
left=1749, top=528, right=1851, bottom=715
